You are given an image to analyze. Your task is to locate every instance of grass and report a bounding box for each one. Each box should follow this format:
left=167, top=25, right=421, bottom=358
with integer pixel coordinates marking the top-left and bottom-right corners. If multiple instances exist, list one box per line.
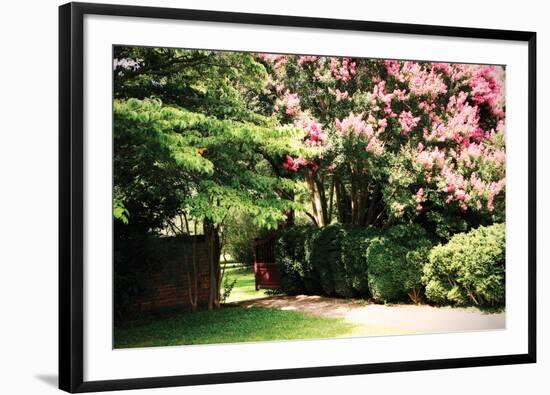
left=114, top=264, right=417, bottom=348
left=114, top=306, right=356, bottom=348
left=222, top=264, right=270, bottom=303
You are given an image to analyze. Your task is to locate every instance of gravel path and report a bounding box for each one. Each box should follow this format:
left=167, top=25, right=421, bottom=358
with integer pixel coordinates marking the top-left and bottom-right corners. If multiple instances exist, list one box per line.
left=236, top=295, right=505, bottom=335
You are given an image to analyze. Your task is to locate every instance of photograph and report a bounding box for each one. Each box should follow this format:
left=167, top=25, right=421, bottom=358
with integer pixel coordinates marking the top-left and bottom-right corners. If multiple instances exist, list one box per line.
left=112, top=46, right=507, bottom=349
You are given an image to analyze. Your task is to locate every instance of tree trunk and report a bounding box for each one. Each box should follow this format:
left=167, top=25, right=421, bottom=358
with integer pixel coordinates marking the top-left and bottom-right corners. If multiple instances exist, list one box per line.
left=184, top=233, right=198, bottom=312
left=334, top=177, right=351, bottom=224
left=314, top=176, right=330, bottom=226
left=327, top=177, right=335, bottom=224
left=204, top=221, right=222, bottom=309
left=365, top=189, right=379, bottom=226
left=306, top=173, right=325, bottom=227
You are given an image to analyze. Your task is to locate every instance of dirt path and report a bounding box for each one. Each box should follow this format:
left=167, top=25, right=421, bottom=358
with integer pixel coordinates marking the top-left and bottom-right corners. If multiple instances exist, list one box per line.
left=236, top=295, right=505, bottom=335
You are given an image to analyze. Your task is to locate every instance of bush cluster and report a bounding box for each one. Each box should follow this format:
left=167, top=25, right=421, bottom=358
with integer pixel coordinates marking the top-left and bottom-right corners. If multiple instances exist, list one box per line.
left=366, top=224, right=432, bottom=303
left=276, top=222, right=505, bottom=307
left=309, top=224, right=380, bottom=297
left=422, top=223, right=505, bottom=307
left=274, top=225, right=320, bottom=295
left=275, top=224, right=431, bottom=302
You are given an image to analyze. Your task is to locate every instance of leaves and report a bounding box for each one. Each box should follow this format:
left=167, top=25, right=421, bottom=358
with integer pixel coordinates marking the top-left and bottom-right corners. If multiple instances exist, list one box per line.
left=114, top=97, right=306, bottom=230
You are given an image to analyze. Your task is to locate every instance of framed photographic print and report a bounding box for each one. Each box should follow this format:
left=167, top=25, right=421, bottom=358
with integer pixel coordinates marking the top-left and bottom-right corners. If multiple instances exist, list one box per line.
left=59, top=2, right=537, bottom=393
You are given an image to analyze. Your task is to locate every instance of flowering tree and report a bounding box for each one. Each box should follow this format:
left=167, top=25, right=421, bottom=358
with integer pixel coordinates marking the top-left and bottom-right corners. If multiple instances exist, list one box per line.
left=258, top=54, right=505, bottom=236
left=114, top=47, right=506, bottom=314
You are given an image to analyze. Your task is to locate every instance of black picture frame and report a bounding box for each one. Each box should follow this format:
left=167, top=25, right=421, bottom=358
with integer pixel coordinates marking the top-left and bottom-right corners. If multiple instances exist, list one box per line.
left=59, top=2, right=537, bottom=393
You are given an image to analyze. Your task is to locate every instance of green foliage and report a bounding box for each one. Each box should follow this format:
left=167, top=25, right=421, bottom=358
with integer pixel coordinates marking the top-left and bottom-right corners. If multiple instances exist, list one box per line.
left=341, top=227, right=379, bottom=295
left=114, top=47, right=271, bottom=123
left=423, top=223, right=505, bottom=307
left=276, top=225, right=378, bottom=298
left=223, top=211, right=270, bottom=265
left=310, top=224, right=349, bottom=296
left=113, top=48, right=316, bottom=313
left=274, top=225, right=321, bottom=295
left=113, top=197, right=129, bottom=225
left=114, top=102, right=190, bottom=236
left=317, top=225, right=380, bottom=297
left=114, top=98, right=305, bottom=232
left=220, top=277, right=237, bottom=304
left=366, top=224, right=432, bottom=303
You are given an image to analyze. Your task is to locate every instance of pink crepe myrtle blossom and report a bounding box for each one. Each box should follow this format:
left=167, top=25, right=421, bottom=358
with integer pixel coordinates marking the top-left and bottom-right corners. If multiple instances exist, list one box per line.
left=392, top=89, right=409, bottom=101
left=431, top=62, right=452, bottom=74
left=329, top=57, right=356, bottom=82
left=384, top=60, right=402, bottom=79
left=486, top=180, right=505, bottom=212
left=372, top=81, right=397, bottom=118
left=282, top=154, right=320, bottom=174
left=467, top=65, right=505, bottom=117
left=424, top=93, right=480, bottom=145
left=281, top=90, right=301, bottom=116
left=335, top=112, right=371, bottom=136
left=458, top=143, right=484, bottom=168
left=264, top=54, right=505, bottom=220
left=295, top=118, right=326, bottom=146
left=414, top=188, right=427, bottom=211
left=366, top=138, right=385, bottom=156
left=399, top=111, right=421, bottom=135
left=454, top=189, right=468, bottom=202
left=378, top=118, right=388, bottom=133
left=256, top=53, right=288, bottom=70
left=335, top=89, right=350, bottom=101
left=312, top=68, right=322, bottom=81
left=298, top=55, right=318, bottom=65
left=416, top=147, right=446, bottom=170
left=335, top=112, right=385, bottom=156
left=441, top=165, right=465, bottom=194
left=432, top=63, right=469, bottom=83
left=282, top=155, right=306, bottom=172
left=398, top=61, right=448, bottom=98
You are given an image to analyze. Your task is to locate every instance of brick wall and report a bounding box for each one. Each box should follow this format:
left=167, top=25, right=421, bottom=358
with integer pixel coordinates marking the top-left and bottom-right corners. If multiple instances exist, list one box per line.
left=138, top=236, right=211, bottom=311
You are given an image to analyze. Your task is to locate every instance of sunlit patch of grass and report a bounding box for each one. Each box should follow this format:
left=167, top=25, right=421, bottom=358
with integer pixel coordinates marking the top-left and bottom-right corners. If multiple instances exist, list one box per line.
left=222, top=265, right=269, bottom=303
left=114, top=306, right=357, bottom=348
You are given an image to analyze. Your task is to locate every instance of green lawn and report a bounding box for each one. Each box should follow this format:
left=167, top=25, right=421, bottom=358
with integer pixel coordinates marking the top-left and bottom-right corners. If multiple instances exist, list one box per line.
left=114, top=306, right=356, bottom=348
left=222, top=264, right=270, bottom=303
left=114, top=265, right=370, bottom=348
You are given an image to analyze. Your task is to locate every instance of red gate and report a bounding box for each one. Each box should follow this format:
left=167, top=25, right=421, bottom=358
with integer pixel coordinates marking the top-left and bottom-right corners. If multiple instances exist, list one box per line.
left=253, top=233, right=281, bottom=290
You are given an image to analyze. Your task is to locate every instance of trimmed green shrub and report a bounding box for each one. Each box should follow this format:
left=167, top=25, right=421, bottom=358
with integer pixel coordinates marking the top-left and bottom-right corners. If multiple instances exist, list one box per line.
left=275, top=225, right=321, bottom=295
left=276, top=224, right=379, bottom=298
left=340, top=227, right=379, bottom=296
left=310, top=224, right=381, bottom=297
left=310, top=224, right=346, bottom=296
left=366, top=224, right=432, bottom=303
left=423, top=223, right=505, bottom=307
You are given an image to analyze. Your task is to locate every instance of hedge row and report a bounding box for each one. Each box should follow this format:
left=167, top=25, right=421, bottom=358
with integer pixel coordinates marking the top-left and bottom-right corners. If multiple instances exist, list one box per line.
left=275, top=223, right=432, bottom=302
left=275, top=223, right=505, bottom=307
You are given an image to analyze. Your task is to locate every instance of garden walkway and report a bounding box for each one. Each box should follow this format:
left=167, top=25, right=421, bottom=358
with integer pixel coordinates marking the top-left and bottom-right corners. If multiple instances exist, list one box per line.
left=235, top=295, right=505, bottom=336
